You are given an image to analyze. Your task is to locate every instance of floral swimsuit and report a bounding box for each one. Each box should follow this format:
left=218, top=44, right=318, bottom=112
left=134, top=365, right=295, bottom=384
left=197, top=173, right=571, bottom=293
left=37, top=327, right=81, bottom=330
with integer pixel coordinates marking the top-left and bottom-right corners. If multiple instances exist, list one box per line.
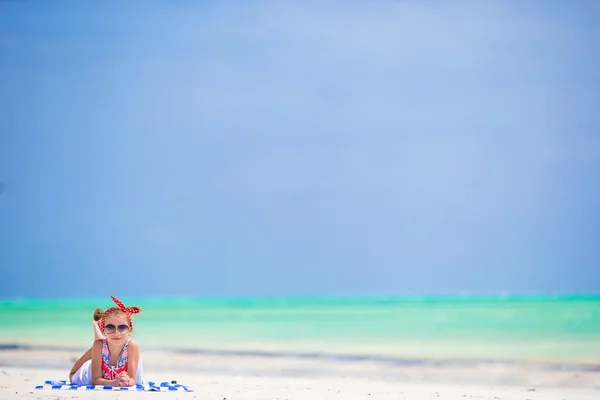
left=101, top=339, right=129, bottom=380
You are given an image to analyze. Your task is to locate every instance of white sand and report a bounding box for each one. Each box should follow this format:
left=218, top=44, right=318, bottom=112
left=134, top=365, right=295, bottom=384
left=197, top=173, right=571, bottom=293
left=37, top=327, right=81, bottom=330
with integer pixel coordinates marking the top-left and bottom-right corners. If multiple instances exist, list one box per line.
left=1, top=348, right=598, bottom=400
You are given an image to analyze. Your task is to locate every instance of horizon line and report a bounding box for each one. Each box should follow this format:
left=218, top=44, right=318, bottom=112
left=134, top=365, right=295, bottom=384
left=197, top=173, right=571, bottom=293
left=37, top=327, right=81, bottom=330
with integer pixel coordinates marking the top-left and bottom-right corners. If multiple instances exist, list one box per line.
left=1, top=292, right=599, bottom=304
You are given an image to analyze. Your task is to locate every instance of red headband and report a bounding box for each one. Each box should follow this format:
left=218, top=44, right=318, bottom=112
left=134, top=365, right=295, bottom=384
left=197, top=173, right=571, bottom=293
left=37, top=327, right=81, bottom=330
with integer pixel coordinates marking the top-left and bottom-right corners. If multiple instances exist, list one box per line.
left=100, top=296, right=140, bottom=334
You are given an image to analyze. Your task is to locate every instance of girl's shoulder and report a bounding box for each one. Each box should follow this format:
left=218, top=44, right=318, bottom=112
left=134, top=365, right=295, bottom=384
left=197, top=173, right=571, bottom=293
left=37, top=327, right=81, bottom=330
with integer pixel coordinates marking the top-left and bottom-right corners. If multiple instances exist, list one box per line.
left=91, top=338, right=105, bottom=356
left=127, top=339, right=140, bottom=350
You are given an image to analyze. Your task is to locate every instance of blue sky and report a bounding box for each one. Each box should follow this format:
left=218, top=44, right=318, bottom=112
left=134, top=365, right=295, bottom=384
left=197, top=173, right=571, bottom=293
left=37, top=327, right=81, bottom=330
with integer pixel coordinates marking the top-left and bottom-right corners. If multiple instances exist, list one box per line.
left=1, top=1, right=599, bottom=299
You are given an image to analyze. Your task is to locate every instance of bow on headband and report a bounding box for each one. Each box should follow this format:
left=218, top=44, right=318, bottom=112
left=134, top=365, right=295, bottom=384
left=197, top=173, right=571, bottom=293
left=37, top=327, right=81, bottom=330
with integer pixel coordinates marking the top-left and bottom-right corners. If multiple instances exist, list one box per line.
left=100, top=296, right=140, bottom=334
left=110, top=295, right=140, bottom=315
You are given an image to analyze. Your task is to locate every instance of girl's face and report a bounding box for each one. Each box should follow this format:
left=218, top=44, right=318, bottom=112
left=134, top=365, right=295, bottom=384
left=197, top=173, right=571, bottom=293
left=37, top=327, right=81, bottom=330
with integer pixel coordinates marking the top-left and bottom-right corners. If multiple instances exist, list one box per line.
left=103, top=313, right=131, bottom=343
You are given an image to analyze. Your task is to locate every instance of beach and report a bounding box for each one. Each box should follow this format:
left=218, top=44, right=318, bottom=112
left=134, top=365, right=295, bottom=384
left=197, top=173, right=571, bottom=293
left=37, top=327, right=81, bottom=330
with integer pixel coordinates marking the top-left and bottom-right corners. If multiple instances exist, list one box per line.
left=1, top=296, right=599, bottom=399
left=1, top=347, right=600, bottom=400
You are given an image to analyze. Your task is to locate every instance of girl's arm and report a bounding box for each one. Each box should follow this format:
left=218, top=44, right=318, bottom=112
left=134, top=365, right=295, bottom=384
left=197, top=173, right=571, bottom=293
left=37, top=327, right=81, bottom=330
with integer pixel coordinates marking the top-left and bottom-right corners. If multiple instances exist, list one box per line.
left=90, top=339, right=121, bottom=386
left=124, top=340, right=140, bottom=386
left=93, top=320, right=105, bottom=341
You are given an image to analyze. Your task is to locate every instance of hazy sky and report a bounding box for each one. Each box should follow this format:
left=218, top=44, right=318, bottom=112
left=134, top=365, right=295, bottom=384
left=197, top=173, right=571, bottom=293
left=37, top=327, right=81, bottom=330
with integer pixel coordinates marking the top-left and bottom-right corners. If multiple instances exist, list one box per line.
left=1, top=1, right=599, bottom=299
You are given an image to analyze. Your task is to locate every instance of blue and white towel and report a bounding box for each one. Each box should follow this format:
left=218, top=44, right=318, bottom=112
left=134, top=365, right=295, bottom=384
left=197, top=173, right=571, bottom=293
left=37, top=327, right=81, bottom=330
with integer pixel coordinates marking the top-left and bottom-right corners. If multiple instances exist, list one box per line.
left=36, top=380, right=193, bottom=392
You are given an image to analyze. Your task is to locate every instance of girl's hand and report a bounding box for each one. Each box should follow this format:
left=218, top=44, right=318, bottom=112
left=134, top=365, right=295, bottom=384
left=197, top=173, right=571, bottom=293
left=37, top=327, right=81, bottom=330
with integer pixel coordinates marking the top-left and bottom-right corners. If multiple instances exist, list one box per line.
left=117, top=372, right=132, bottom=387
left=117, top=377, right=130, bottom=386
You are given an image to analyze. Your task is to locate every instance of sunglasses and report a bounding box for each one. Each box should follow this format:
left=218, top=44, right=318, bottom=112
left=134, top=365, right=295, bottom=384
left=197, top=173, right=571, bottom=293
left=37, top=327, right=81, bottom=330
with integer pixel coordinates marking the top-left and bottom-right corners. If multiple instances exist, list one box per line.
left=104, top=324, right=130, bottom=334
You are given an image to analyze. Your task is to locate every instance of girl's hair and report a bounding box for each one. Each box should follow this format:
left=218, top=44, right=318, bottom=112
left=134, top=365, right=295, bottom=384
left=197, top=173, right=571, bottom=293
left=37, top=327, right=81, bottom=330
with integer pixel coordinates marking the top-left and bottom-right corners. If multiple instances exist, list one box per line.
left=93, top=308, right=104, bottom=321
left=93, top=306, right=142, bottom=321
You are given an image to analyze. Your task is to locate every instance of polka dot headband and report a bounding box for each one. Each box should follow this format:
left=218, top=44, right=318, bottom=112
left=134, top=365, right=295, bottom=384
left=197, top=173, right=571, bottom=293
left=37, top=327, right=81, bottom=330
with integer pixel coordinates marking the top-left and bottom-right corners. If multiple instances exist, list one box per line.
left=99, top=296, right=140, bottom=334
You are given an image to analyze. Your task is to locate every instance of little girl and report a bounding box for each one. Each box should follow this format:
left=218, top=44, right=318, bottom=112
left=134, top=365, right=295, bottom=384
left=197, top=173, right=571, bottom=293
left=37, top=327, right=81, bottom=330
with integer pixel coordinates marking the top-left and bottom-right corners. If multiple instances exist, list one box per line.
left=69, top=296, right=144, bottom=387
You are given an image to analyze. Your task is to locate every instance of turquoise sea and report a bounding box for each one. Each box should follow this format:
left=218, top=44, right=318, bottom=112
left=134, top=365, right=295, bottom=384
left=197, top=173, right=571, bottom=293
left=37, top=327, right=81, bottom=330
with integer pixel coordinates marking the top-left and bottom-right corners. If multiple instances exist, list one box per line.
left=1, top=295, right=599, bottom=365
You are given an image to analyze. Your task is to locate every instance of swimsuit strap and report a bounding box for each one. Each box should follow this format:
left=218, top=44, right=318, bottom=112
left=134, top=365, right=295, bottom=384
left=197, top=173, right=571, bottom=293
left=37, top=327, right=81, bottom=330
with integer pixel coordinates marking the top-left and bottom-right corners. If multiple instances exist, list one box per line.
left=101, top=339, right=129, bottom=380
left=118, top=339, right=130, bottom=367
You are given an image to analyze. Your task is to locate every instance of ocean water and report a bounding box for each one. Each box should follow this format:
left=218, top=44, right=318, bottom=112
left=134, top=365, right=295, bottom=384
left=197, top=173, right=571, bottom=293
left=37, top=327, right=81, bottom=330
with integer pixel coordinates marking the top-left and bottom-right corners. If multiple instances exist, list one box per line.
left=1, top=295, right=599, bottom=365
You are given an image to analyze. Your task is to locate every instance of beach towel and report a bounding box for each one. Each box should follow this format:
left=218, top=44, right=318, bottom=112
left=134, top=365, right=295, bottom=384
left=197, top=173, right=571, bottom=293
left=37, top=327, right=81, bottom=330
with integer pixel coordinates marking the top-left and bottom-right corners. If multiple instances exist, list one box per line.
left=36, top=380, right=193, bottom=392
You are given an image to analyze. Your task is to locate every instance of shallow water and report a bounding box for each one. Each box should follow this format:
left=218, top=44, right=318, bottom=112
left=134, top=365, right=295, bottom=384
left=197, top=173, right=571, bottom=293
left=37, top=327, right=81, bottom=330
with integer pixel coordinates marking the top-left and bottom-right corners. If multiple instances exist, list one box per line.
left=1, top=295, right=599, bottom=364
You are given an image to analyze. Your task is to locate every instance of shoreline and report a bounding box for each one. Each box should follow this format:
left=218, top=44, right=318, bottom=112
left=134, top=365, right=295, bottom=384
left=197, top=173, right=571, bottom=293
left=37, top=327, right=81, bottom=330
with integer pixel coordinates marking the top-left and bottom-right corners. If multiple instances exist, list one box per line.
left=2, top=345, right=600, bottom=376
left=2, top=342, right=600, bottom=372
